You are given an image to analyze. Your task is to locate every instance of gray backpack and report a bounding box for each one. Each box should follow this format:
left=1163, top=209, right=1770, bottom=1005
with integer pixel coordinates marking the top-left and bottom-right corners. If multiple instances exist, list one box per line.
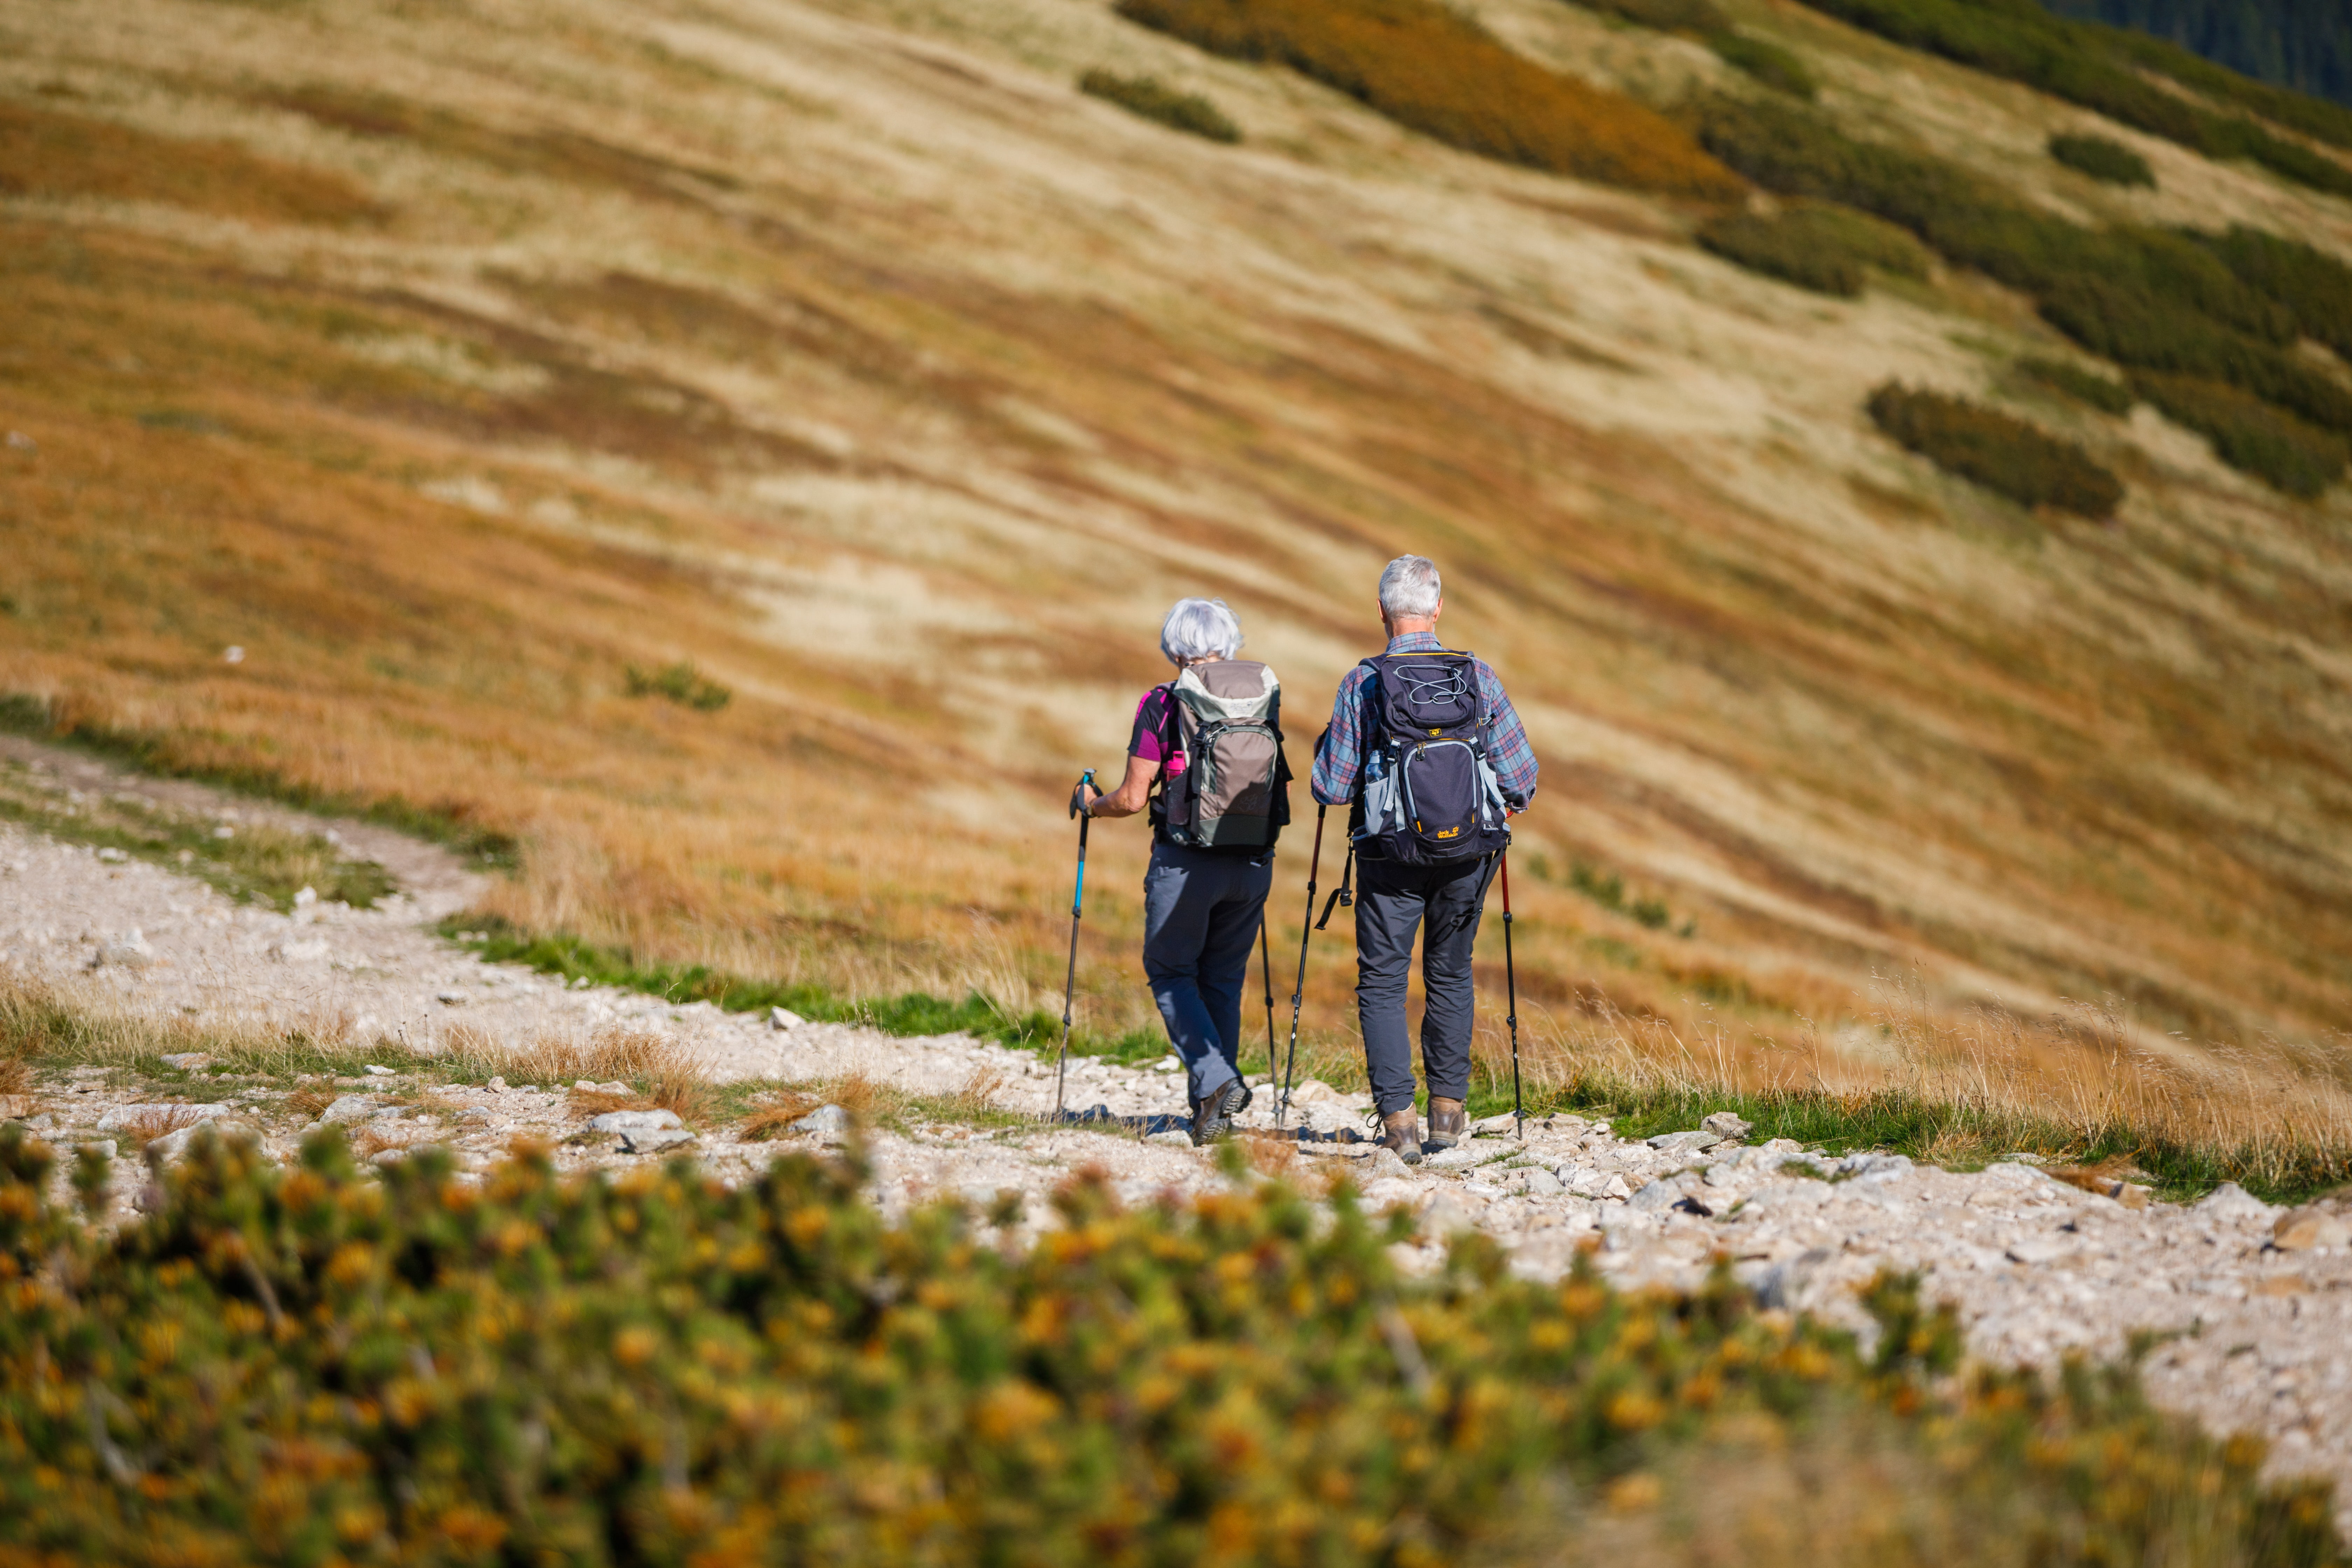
left=1157, top=660, right=1292, bottom=852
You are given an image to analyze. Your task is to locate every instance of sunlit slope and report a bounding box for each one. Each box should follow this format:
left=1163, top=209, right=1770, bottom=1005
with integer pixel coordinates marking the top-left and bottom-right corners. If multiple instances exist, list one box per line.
left=1, top=0, right=2349, bottom=1071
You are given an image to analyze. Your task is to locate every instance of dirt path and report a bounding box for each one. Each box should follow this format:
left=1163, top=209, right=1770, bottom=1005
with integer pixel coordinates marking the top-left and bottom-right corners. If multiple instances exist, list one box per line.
left=1, top=748, right=2346, bottom=1528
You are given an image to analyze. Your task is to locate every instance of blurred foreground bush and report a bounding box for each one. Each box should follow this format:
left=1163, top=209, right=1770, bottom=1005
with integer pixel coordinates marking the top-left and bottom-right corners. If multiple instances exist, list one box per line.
left=0, top=1124, right=2340, bottom=1566
left=1868, top=383, right=2124, bottom=518
left=1113, top=0, right=1744, bottom=198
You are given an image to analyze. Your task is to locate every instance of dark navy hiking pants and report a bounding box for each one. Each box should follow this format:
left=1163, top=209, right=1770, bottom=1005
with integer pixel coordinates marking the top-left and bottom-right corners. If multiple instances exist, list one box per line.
left=1353, top=853, right=1498, bottom=1117
left=1142, top=840, right=1273, bottom=1105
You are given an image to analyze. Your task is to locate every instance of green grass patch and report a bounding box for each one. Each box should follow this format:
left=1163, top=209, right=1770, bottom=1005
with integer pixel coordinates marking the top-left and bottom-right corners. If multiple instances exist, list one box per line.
left=1867, top=382, right=2124, bottom=518
left=2049, top=131, right=2154, bottom=187
left=2016, top=355, right=2135, bottom=414
left=1, top=1126, right=2339, bottom=1564
left=0, top=694, right=519, bottom=870
left=622, top=659, right=731, bottom=712
left=1079, top=68, right=1242, bottom=141
left=1459, top=1073, right=2352, bottom=1205
left=0, top=756, right=393, bottom=911
left=438, top=913, right=1173, bottom=1063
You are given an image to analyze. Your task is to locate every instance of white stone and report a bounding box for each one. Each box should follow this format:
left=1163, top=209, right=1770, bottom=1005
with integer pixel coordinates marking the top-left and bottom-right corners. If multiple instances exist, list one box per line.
left=2194, top=1182, right=2278, bottom=1225
left=588, top=1109, right=685, bottom=1133
left=97, top=1101, right=231, bottom=1133
left=270, top=937, right=331, bottom=964
left=1647, top=1130, right=1720, bottom=1158
left=158, top=1052, right=213, bottom=1071
left=315, top=1094, right=379, bottom=1125
left=768, top=1007, right=805, bottom=1031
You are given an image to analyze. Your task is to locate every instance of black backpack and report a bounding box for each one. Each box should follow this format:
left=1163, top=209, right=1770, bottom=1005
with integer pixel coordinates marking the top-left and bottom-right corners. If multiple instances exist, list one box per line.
left=1350, top=650, right=1511, bottom=864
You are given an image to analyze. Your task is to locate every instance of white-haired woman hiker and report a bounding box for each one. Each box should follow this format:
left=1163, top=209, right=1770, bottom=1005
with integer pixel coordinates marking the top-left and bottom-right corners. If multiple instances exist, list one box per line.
left=1073, top=598, right=1293, bottom=1145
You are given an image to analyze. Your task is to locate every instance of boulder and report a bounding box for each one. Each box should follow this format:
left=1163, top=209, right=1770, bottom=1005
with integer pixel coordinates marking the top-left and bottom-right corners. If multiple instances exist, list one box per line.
left=1701, top=1111, right=1754, bottom=1143
left=2193, top=1182, right=2278, bottom=1224
left=2272, top=1208, right=2351, bottom=1251
left=621, top=1127, right=696, bottom=1154
left=1627, top=1178, right=1685, bottom=1213
left=148, top=1120, right=271, bottom=1163
left=791, top=1105, right=850, bottom=1144
left=315, top=1094, right=380, bottom=1125
left=1646, top=1130, right=1720, bottom=1158
left=159, top=1052, right=214, bottom=1071
left=769, top=1007, right=805, bottom=1031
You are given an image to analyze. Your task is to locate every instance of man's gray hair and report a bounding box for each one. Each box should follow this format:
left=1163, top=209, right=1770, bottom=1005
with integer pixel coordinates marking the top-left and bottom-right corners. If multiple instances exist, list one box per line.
left=1378, top=555, right=1442, bottom=620
left=1160, top=597, right=1244, bottom=664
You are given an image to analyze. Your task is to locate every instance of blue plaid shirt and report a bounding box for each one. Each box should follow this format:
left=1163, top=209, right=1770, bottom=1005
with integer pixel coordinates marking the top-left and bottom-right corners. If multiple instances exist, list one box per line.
left=1310, top=632, right=1538, bottom=810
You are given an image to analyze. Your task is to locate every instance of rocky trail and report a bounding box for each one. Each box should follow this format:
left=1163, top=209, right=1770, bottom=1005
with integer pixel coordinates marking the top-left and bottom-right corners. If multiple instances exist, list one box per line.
left=3, top=743, right=2349, bottom=1527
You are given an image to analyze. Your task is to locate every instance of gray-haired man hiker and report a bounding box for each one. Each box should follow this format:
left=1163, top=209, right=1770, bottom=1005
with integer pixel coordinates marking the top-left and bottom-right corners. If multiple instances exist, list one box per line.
left=1310, top=555, right=1538, bottom=1163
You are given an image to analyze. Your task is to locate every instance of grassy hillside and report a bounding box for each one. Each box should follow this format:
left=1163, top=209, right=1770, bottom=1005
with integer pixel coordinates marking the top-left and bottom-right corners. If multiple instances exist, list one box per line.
left=3, top=0, right=2352, bottom=1128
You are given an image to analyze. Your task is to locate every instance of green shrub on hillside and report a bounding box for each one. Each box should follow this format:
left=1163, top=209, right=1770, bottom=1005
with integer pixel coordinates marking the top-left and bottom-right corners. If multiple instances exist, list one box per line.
left=1709, top=32, right=1820, bottom=97
left=1579, top=0, right=1730, bottom=34
left=2201, top=224, right=2352, bottom=360
left=2017, top=355, right=2135, bottom=414
left=1694, top=96, right=2347, bottom=449
left=2039, top=280, right=2352, bottom=436
left=1113, top=0, right=1746, bottom=198
left=1791, top=0, right=2352, bottom=197
left=1697, top=203, right=1928, bottom=295
left=1080, top=68, right=1243, bottom=142
left=2136, top=372, right=2350, bottom=498
left=0, top=1125, right=2342, bottom=1566
left=1867, top=382, right=2124, bottom=518
left=2048, top=131, right=2154, bottom=186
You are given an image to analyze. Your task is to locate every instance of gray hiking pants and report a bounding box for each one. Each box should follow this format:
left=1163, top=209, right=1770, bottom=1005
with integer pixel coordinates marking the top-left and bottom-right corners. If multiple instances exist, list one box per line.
left=1354, top=853, right=1498, bottom=1117
left=1142, top=840, right=1273, bottom=1105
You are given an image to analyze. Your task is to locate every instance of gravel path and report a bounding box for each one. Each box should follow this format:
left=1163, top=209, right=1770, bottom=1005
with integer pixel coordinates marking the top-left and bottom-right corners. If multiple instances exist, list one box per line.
left=1, top=757, right=2347, bottom=1528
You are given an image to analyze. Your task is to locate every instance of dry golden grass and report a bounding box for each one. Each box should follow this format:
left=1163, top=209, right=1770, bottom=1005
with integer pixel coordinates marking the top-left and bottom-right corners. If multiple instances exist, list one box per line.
left=0, top=99, right=381, bottom=224
left=114, top=1105, right=209, bottom=1151
left=284, top=1085, right=334, bottom=1122
left=0, top=0, right=2347, bottom=1141
left=446, top=1028, right=693, bottom=1092
left=739, top=1093, right=823, bottom=1141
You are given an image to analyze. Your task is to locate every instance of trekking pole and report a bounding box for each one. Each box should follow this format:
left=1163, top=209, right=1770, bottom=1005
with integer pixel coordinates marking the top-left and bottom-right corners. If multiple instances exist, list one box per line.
left=1500, top=849, right=1523, bottom=1140
left=1278, top=804, right=1326, bottom=1129
left=1259, top=917, right=1277, bottom=1092
left=1054, top=769, right=1096, bottom=1121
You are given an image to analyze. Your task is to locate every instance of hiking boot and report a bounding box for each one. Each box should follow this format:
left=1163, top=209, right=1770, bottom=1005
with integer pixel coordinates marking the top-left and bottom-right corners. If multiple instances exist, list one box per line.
left=1189, top=1079, right=1247, bottom=1147
left=1229, top=1077, right=1254, bottom=1116
left=1425, top=1097, right=1467, bottom=1151
left=1378, top=1107, right=1423, bottom=1165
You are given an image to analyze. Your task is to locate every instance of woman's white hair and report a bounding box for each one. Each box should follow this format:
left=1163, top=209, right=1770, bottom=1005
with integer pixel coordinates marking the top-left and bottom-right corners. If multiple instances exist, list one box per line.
left=1160, top=597, right=1243, bottom=664
left=1378, top=555, right=1442, bottom=620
